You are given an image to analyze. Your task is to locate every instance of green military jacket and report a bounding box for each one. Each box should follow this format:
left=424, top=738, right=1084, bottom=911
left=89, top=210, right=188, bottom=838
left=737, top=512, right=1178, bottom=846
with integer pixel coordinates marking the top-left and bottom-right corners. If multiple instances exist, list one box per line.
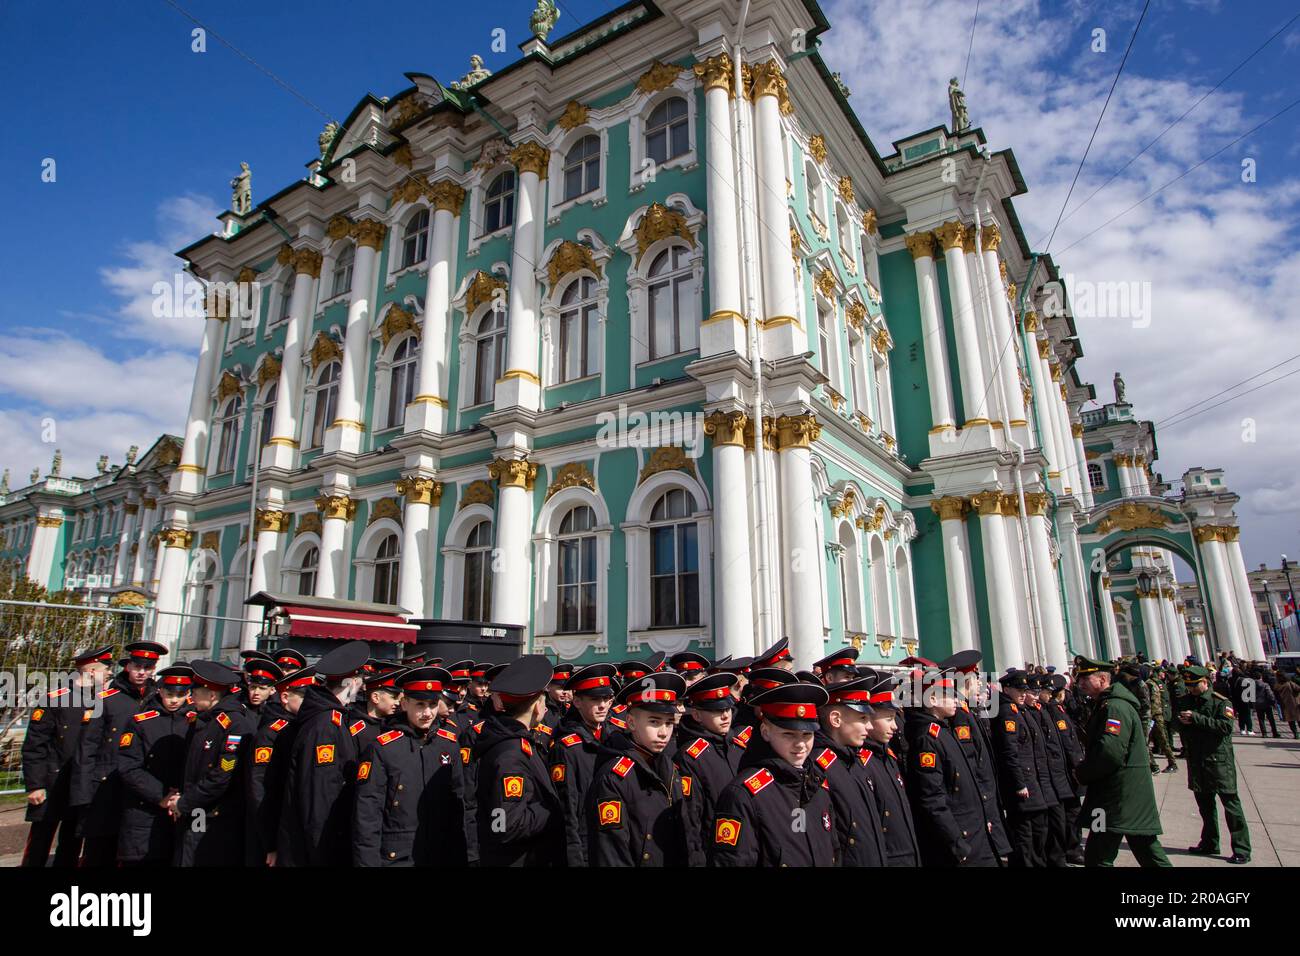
left=1075, top=682, right=1162, bottom=835
left=1146, top=680, right=1169, bottom=723
left=1176, top=689, right=1237, bottom=793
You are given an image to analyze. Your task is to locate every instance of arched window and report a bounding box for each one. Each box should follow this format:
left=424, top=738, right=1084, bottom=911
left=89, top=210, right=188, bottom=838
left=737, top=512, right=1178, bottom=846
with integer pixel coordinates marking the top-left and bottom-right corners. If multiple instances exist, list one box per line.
left=1088, top=462, right=1106, bottom=492
left=837, top=523, right=863, bottom=634
left=462, top=520, right=494, bottom=621
left=557, top=505, right=597, bottom=633
left=483, top=171, right=515, bottom=235
left=188, top=563, right=218, bottom=650
left=259, top=383, right=277, bottom=446
left=298, top=546, right=318, bottom=596
left=649, top=489, right=699, bottom=628
left=648, top=245, right=696, bottom=359
left=387, top=337, right=419, bottom=428
left=310, top=362, right=340, bottom=448
left=214, top=396, right=242, bottom=474
left=869, top=536, right=891, bottom=638
left=558, top=276, right=599, bottom=382
left=400, top=209, right=429, bottom=270
left=646, top=96, right=689, bottom=165
left=276, top=278, right=293, bottom=325
left=805, top=159, right=825, bottom=223
left=372, top=534, right=400, bottom=605
left=563, top=135, right=600, bottom=201
left=473, top=310, right=507, bottom=406
left=837, top=203, right=853, bottom=253
left=331, top=245, right=354, bottom=298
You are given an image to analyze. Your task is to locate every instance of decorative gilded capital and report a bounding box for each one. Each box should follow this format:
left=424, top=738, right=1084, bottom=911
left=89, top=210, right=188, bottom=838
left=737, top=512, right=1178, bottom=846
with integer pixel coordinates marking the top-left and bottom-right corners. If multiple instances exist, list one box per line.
left=123, top=502, right=140, bottom=516
left=692, top=53, right=733, bottom=96
left=489, top=458, right=538, bottom=490
left=903, top=231, right=936, bottom=260
left=930, top=496, right=968, bottom=522
left=35, top=515, right=64, bottom=529
left=702, top=410, right=748, bottom=447
left=830, top=488, right=858, bottom=519
left=396, top=474, right=442, bottom=507
left=960, top=230, right=977, bottom=254
left=999, top=493, right=1020, bottom=516
left=326, top=214, right=353, bottom=241
left=1049, top=362, right=1062, bottom=382
left=863, top=208, right=878, bottom=235
left=159, top=528, right=193, bottom=550
left=1071, top=422, right=1084, bottom=439
left=459, top=480, right=495, bottom=510
left=292, top=247, right=323, bottom=278
left=352, top=219, right=387, bottom=250
left=429, top=180, right=466, bottom=215
left=315, top=494, right=357, bottom=522
left=1022, top=492, right=1050, bottom=517
left=969, top=491, right=1003, bottom=517
left=980, top=223, right=1001, bottom=252
left=255, top=509, right=290, bottom=534
left=1036, top=338, right=1051, bottom=359
left=1101, top=575, right=1112, bottom=589
left=510, top=141, right=550, bottom=179
left=933, top=221, right=967, bottom=252
left=1219, top=525, right=1240, bottom=543
left=465, top=270, right=507, bottom=314
left=1193, top=525, right=1219, bottom=544
left=747, top=59, right=786, bottom=100
left=142, top=497, right=158, bottom=511
left=1023, top=310, right=1040, bottom=332
left=775, top=413, right=821, bottom=450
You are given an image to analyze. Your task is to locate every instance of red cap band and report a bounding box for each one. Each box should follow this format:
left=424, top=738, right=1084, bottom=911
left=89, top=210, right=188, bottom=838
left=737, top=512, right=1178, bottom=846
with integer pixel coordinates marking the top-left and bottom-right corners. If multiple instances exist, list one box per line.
left=677, top=661, right=705, bottom=671
left=689, top=685, right=732, bottom=701
left=573, top=676, right=611, bottom=691
left=162, top=675, right=192, bottom=686
left=626, top=688, right=678, bottom=705
left=760, top=701, right=817, bottom=719
left=402, top=680, right=442, bottom=692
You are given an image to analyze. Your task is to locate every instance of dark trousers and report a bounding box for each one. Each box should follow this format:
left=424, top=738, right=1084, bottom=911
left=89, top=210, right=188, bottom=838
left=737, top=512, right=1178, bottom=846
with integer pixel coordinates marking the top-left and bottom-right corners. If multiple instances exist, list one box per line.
left=1236, top=706, right=1252, bottom=732
left=1255, top=706, right=1279, bottom=737
left=1061, top=796, right=1084, bottom=857
left=1043, top=802, right=1071, bottom=866
left=1084, top=830, right=1172, bottom=867
left=79, top=833, right=119, bottom=868
left=1193, top=790, right=1252, bottom=858
left=1006, top=807, right=1047, bottom=867
left=21, top=806, right=83, bottom=868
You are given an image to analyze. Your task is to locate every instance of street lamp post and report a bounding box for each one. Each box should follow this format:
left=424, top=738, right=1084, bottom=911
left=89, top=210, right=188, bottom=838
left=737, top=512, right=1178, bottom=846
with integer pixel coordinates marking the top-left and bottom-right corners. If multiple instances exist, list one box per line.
left=1261, top=578, right=1278, bottom=654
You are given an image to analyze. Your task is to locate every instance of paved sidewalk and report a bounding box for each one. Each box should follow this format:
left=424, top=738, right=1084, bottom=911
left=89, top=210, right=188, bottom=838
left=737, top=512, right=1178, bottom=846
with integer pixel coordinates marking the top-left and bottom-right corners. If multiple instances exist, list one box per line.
left=1114, top=730, right=1300, bottom=867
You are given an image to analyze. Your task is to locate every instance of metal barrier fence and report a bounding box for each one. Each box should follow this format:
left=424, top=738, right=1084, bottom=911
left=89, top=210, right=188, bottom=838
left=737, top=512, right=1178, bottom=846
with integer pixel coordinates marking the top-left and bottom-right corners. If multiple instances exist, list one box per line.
left=0, top=599, right=145, bottom=794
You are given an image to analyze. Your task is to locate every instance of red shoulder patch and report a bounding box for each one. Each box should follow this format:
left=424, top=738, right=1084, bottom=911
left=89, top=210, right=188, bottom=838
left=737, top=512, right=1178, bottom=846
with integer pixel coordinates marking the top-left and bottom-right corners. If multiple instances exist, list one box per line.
left=927, top=722, right=941, bottom=738
left=520, top=738, right=533, bottom=756
left=886, top=746, right=896, bottom=759
left=858, top=748, right=873, bottom=765
left=349, top=720, right=365, bottom=737
left=608, top=716, right=627, bottom=730
left=815, top=748, right=837, bottom=770
left=215, top=712, right=231, bottom=729
left=534, top=723, right=553, bottom=736
left=377, top=729, right=404, bottom=746
left=436, top=728, right=457, bottom=742
left=99, top=688, right=119, bottom=699
left=561, top=733, right=582, bottom=748
left=743, top=768, right=774, bottom=796
left=612, top=756, right=635, bottom=777
left=269, top=719, right=288, bottom=732
left=472, top=721, right=484, bottom=734
left=1010, top=703, right=1019, bottom=714
left=133, top=710, right=159, bottom=722
left=732, top=726, right=752, bottom=749
left=684, top=737, right=710, bottom=760
left=330, top=710, right=342, bottom=726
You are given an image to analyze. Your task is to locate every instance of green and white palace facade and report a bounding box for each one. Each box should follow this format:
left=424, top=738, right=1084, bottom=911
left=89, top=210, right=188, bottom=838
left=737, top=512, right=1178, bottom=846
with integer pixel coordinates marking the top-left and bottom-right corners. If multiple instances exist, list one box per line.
left=7, top=0, right=1258, bottom=670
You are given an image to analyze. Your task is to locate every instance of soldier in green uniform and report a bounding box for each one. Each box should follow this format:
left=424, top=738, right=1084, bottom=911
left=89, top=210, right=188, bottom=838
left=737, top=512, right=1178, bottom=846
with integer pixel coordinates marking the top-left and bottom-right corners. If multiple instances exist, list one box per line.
left=1177, top=665, right=1251, bottom=864
left=1072, top=656, right=1171, bottom=868
left=1147, top=668, right=1177, bottom=773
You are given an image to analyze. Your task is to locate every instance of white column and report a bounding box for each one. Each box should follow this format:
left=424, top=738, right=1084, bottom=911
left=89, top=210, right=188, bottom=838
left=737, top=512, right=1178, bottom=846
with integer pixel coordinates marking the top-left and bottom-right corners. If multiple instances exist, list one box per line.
left=1026, top=336, right=1061, bottom=479
left=1025, top=494, right=1068, bottom=669
left=1051, top=378, right=1081, bottom=496
left=407, top=185, right=463, bottom=434
left=314, top=495, right=354, bottom=599
left=695, top=54, right=747, bottom=356
left=1114, top=454, right=1137, bottom=497
left=172, top=295, right=229, bottom=495
left=1223, top=529, right=1266, bottom=659
left=964, top=241, right=1004, bottom=429
left=131, top=494, right=157, bottom=586
left=241, top=509, right=286, bottom=648
left=931, top=497, right=977, bottom=653
left=326, top=220, right=385, bottom=455
left=705, top=412, right=754, bottom=660
left=971, top=493, right=1021, bottom=671
left=1098, top=578, right=1121, bottom=658
left=1197, top=529, right=1244, bottom=656
left=25, top=514, right=63, bottom=589
left=496, top=144, right=546, bottom=411
left=776, top=414, right=824, bottom=668
left=906, top=234, right=957, bottom=439
left=1174, top=603, right=1192, bottom=660
left=934, top=222, right=989, bottom=429
left=1137, top=588, right=1167, bottom=661
left=264, top=247, right=321, bottom=470
left=489, top=459, right=536, bottom=630
left=978, top=225, right=1028, bottom=429
left=395, top=476, right=439, bottom=618
left=1057, top=514, right=1095, bottom=656
left=751, top=60, right=801, bottom=358
left=1159, top=588, right=1184, bottom=662
left=1070, top=423, right=1093, bottom=508
left=115, top=503, right=139, bottom=585
left=152, top=529, right=192, bottom=654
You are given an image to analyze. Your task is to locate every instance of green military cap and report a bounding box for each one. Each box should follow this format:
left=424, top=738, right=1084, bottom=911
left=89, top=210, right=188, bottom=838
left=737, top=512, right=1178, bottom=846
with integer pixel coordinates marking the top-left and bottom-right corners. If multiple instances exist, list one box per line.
left=1182, top=665, right=1211, bottom=680
left=1073, top=655, right=1115, bottom=676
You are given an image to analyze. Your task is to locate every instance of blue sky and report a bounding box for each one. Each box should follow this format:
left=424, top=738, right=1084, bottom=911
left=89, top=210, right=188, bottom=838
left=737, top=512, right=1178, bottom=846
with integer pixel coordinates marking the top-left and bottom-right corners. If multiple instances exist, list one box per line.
left=1, top=0, right=1298, bottom=568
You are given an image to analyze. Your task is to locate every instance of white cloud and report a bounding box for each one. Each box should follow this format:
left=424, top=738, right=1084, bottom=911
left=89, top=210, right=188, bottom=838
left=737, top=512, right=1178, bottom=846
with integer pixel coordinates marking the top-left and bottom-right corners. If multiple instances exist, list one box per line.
left=822, top=0, right=1300, bottom=567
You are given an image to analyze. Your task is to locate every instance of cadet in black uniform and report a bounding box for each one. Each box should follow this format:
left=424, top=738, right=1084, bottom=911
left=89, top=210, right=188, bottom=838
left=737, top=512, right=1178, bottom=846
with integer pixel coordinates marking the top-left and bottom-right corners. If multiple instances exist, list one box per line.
left=348, top=664, right=406, bottom=755
left=751, top=636, right=795, bottom=672
left=859, top=675, right=919, bottom=866
left=942, top=650, right=1011, bottom=861
left=353, top=666, right=467, bottom=866
left=1044, top=672, right=1085, bottom=864
left=275, top=641, right=369, bottom=866
left=117, top=665, right=196, bottom=866
left=239, top=652, right=280, bottom=717
left=669, top=652, right=710, bottom=687
left=542, top=664, right=573, bottom=730
left=20, top=644, right=113, bottom=867
left=73, top=640, right=166, bottom=867
left=673, top=673, right=745, bottom=858
left=711, top=681, right=837, bottom=866
left=246, top=666, right=314, bottom=866
left=1028, top=672, right=1078, bottom=866
left=814, top=675, right=887, bottom=866
left=813, top=647, right=860, bottom=686
left=732, top=667, right=797, bottom=745
left=472, top=655, right=564, bottom=866
left=904, top=669, right=1000, bottom=867
left=549, top=662, right=617, bottom=866
left=586, top=671, right=703, bottom=866
left=174, top=660, right=256, bottom=866
left=992, top=669, right=1051, bottom=867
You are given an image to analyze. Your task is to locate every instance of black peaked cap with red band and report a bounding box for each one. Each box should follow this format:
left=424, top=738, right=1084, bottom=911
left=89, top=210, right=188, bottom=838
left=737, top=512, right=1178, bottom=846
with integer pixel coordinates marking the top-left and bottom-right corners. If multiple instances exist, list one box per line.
left=122, top=641, right=168, bottom=665
left=743, top=667, right=799, bottom=699
left=446, top=660, right=474, bottom=683
left=73, top=644, right=116, bottom=666
left=273, top=648, right=308, bottom=671
left=866, top=674, right=902, bottom=710
left=565, top=662, right=618, bottom=698
left=752, top=636, right=792, bottom=669
left=364, top=665, right=410, bottom=691
left=490, top=655, right=553, bottom=702
left=938, top=649, right=982, bottom=674
left=399, top=666, right=452, bottom=701
left=685, top=673, right=737, bottom=711
left=240, top=649, right=276, bottom=663
left=191, top=659, right=239, bottom=692
left=242, top=658, right=284, bottom=686
left=825, top=674, right=892, bottom=714
left=813, top=646, right=860, bottom=674
left=669, top=652, right=710, bottom=674
left=550, top=663, right=575, bottom=685
left=156, top=665, right=194, bottom=689
left=276, top=665, right=318, bottom=692
left=750, top=681, right=828, bottom=732
left=709, top=655, right=753, bottom=675
left=316, top=641, right=369, bottom=680
left=614, top=671, right=686, bottom=714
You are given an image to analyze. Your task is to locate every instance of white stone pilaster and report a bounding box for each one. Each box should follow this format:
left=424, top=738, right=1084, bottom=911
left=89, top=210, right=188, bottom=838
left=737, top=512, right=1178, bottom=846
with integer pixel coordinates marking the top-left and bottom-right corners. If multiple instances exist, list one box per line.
left=326, top=222, right=385, bottom=455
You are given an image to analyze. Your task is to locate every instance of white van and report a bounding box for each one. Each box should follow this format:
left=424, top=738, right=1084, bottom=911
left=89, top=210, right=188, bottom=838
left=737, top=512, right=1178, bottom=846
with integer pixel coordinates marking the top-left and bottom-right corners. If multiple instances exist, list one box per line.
left=1269, top=651, right=1300, bottom=677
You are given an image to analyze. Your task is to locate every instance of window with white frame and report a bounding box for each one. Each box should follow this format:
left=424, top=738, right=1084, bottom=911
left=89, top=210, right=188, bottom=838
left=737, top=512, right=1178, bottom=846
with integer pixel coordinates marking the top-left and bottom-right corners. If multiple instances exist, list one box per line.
left=805, top=159, right=826, bottom=224
left=214, top=396, right=242, bottom=474
left=563, top=135, right=601, bottom=202
left=331, top=246, right=354, bottom=299
left=184, top=562, right=218, bottom=650
left=276, top=277, right=293, bottom=326
left=371, top=533, right=400, bottom=605
left=258, top=383, right=277, bottom=447
left=849, top=338, right=863, bottom=412
left=837, top=202, right=853, bottom=253
left=462, top=520, right=493, bottom=621
left=309, top=362, right=340, bottom=448
left=400, top=209, right=429, bottom=270
left=648, top=245, right=696, bottom=359
left=646, top=96, right=689, bottom=166
left=558, top=276, right=600, bottom=382
left=297, top=545, right=318, bottom=596
left=1088, top=462, right=1106, bottom=491
left=649, top=488, right=699, bottom=628
left=556, top=504, right=597, bottom=633
left=872, top=353, right=890, bottom=432
left=817, top=303, right=841, bottom=392
left=386, top=337, right=419, bottom=428
left=483, top=171, right=515, bottom=236
left=473, top=310, right=507, bottom=406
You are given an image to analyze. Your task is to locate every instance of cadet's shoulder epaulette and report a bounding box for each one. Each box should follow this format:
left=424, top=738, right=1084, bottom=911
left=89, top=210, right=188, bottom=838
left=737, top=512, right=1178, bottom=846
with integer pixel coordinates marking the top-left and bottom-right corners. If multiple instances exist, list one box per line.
left=1009, top=702, right=1019, bottom=713
left=608, top=715, right=627, bottom=730
left=436, top=727, right=457, bottom=742
left=742, top=767, right=774, bottom=796
left=269, top=719, right=288, bottom=732
left=858, top=748, right=872, bottom=765
left=535, top=722, right=553, bottom=736
left=612, top=703, right=628, bottom=714
left=561, top=733, right=583, bottom=748
left=815, top=748, right=837, bottom=770
left=330, top=710, right=342, bottom=727
left=821, top=777, right=830, bottom=790
left=49, top=687, right=71, bottom=699
left=520, top=738, right=533, bottom=756
left=133, top=710, right=159, bottom=722
left=99, top=688, right=119, bottom=699
left=349, top=720, right=365, bottom=737
left=473, top=721, right=484, bottom=734
left=377, top=729, right=404, bottom=746
left=612, top=756, right=635, bottom=777
left=961, top=701, right=970, bottom=712
left=732, top=725, right=752, bottom=748
left=886, top=746, right=896, bottom=759
left=927, top=722, right=941, bottom=738
left=186, top=710, right=197, bottom=722
left=216, top=712, right=231, bottom=729
left=445, top=717, right=458, bottom=728
left=684, top=737, right=710, bottom=759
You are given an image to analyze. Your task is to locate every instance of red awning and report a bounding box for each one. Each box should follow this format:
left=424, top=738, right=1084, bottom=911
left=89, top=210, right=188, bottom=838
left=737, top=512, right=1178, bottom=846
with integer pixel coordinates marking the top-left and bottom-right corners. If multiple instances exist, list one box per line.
left=278, top=605, right=418, bottom=644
